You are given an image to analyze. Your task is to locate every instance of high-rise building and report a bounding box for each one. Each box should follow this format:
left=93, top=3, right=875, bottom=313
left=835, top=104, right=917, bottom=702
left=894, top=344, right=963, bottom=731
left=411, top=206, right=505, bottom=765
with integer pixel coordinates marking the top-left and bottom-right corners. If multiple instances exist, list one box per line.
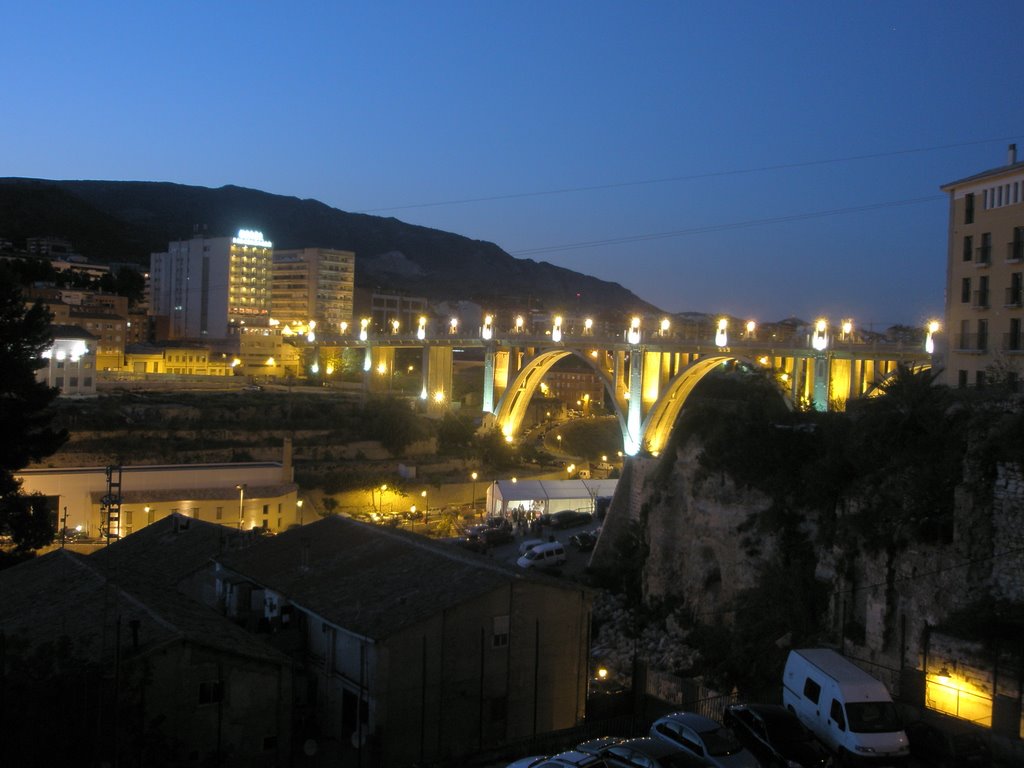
left=941, top=145, right=1024, bottom=389
left=271, top=247, right=354, bottom=331
left=150, top=229, right=272, bottom=339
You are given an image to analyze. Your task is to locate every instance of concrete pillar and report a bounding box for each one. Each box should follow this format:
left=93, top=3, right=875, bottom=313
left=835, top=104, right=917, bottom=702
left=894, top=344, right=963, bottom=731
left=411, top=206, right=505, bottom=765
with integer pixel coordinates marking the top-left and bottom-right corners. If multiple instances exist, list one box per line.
left=626, top=347, right=643, bottom=455
left=423, top=346, right=453, bottom=414
left=492, top=349, right=511, bottom=405
left=482, top=346, right=495, bottom=414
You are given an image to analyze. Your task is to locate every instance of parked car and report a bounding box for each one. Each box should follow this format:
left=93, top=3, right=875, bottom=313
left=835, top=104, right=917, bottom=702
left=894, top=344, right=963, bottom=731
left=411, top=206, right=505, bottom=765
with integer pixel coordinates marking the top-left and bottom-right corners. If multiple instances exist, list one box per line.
left=519, top=537, right=547, bottom=555
left=516, top=541, right=566, bottom=569
left=581, top=736, right=706, bottom=767
left=550, top=510, right=593, bottom=529
left=723, top=703, right=833, bottom=768
left=570, top=530, right=598, bottom=551
left=650, top=712, right=760, bottom=767
left=508, top=750, right=611, bottom=768
left=905, top=721, right=991, bottom=768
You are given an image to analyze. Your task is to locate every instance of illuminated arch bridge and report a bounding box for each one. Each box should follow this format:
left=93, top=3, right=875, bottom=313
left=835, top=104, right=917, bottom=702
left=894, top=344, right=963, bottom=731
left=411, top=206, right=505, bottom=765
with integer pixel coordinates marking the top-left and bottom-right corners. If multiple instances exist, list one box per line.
left=302, top=317, right=936, bottom=457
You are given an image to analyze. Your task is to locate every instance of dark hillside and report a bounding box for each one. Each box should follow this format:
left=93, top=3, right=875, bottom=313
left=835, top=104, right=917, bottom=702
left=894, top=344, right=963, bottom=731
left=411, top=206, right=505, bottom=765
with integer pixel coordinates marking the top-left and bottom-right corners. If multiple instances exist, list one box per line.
left=0, top=178, right=657, bottom=313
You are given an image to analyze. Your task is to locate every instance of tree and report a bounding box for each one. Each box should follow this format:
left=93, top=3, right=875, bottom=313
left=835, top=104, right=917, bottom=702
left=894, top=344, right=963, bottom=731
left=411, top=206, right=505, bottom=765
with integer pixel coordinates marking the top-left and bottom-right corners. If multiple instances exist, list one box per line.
left=0, top=269, right=67, bottom=559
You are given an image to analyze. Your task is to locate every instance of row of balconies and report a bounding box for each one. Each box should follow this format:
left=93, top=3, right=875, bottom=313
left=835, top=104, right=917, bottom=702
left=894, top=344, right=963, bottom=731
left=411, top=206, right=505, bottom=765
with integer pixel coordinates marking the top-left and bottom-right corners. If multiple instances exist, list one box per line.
left=954, top=333, right=1024, bottom=353
left=969, top=286, right=1024, bottom=309
left=972, top=240, right=1024, bottom=266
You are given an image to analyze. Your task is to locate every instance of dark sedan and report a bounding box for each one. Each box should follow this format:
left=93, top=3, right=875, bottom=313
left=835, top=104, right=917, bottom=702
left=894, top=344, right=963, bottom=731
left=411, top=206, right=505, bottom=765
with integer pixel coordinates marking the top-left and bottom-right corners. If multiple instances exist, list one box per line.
left=905, top=721, right=991, bottom=768
left=723, top=703, right=832, bottom=768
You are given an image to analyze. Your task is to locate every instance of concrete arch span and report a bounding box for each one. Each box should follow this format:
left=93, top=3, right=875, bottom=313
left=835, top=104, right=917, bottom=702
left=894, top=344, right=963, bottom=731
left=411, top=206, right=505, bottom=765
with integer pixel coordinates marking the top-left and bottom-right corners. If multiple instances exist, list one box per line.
left=641, top=355, right=791, bottom=455
left=493, top=349, right=629, bottom=442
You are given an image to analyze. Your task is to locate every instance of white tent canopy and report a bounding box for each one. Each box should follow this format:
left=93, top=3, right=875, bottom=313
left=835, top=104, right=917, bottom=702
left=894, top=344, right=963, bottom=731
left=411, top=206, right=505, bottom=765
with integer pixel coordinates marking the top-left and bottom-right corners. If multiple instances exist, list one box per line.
left=486, top=478, right=618, bottom=518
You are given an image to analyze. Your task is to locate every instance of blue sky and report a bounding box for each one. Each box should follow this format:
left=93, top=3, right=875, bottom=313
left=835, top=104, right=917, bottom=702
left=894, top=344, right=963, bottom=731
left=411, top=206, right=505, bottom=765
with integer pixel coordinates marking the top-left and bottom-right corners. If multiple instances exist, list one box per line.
left=4, top=1, right=1023, bottom=329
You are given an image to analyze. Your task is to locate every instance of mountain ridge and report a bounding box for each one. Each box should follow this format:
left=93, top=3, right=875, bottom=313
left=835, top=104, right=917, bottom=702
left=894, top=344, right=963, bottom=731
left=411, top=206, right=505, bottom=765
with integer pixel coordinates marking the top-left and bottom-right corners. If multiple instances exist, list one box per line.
left=0, top=177, right=659, bottom=314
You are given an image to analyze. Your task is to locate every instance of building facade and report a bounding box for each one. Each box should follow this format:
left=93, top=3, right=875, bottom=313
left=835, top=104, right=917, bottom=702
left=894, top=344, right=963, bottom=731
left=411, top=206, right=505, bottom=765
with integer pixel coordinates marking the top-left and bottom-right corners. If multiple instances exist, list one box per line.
left=150, top=229, right=273, bottom=340
left=942, top=145, right=1024, bottom=388
left=272, top=247, right=355, bottom=331
left=37, top=325, right=97, bottom=396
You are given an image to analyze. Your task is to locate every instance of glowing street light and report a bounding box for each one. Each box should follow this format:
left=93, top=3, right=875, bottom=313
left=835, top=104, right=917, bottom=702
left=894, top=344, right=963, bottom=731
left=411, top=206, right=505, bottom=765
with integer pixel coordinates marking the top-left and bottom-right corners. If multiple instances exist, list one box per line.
left=433, top=389, right=445, bottom=403
left=812, top=319, right=829, bottom=351
left=584, top=317, right=594, bottom=336
left=925, top=320, right=941, bottom=354
left=482, top=314, right=493, bottom=341
left=296, top=498, right=304, bottom=525
left=552, top=315, right=563, bottom=343
left=627, top=316, right=641, bottom=345
left=340, top=320, right=349, bottom=335
left=470, top=471, right=479, bottom=516
left=745, top=320, right=756, bottom=338
left=450, top=317, right=459, bottom=335
left=715, top=318, right=728, bottom=348
left=359, top=318, right=369, bottom=341
left=660, top=318, right=670, bottom=336
left=841, top=319, right=853, bottom=339
left=514, top=315, right=525, bottom=333
left=236, top=484, right=247, bottom=530
left=391, top=319, right=400, bottom=335
left=417, top=316, right=427, bottom=340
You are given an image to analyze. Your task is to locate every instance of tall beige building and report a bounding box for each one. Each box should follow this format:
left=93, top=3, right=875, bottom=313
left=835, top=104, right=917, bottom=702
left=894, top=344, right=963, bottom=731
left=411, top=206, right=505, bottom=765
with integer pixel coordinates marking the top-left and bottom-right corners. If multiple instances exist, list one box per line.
left=941, top=145, right=1024, bottom=388
left=271, top=247, right=354, bottom=330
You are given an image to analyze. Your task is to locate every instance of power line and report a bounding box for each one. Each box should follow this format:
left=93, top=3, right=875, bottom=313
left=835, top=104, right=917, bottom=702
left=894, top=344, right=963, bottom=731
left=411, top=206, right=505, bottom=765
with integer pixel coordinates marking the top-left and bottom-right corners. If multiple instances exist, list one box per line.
left=508, top=195, right=943, bottom=257
left=354, top=135, right=1021, bottom=213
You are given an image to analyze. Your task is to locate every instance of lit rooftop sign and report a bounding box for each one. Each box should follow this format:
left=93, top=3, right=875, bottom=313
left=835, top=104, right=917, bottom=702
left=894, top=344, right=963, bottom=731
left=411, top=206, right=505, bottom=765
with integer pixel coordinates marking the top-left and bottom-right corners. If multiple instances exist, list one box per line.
left=232, top=229, right=272, bottom=248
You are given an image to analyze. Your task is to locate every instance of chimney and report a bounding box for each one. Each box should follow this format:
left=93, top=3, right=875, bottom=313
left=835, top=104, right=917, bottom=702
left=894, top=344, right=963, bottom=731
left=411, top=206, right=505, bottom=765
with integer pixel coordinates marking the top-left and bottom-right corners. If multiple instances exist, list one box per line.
left=1010, top=144, right=1018, bottom=165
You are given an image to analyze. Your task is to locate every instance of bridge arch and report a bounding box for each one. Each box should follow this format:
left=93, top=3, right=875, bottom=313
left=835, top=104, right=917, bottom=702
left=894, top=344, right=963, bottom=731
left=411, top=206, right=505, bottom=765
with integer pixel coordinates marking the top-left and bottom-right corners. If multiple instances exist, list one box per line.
left=640, top=355, right=792, bottom=455
left=492, top=349, right=629, bottom=444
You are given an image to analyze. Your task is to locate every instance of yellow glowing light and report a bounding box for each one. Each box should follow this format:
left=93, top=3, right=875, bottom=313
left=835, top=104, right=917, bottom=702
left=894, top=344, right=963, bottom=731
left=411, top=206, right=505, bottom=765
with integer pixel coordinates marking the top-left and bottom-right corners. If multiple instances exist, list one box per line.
left=433, top=389, right=445, bottom=403
left=340, top=321, right=348, bottom=334
left=230, top=358, right=242, bottom=368
left=928, top=320, right=941, bottom=334
left=450, top=317, right=459, bottom=333
left=325, top=363, right=335, bottom=375
left=758, top=356, right=769, bottom=366
left=590, top=350, right=598, bottom=358
left=310, top=361, right=319, bottom=374
left=925, top=670, right=992, bottom=727
left=746, top=320, right=756, bottom=334
left=585, top=317, right=593, bottom=330
left=515, top=315, right=524, bottom=330
left=718, top=318, right=728, bottom=331
left=504, top=434, right=513, bottom=443
left=281, top=325, right=294, bottom=336
left=511, top=477, right=517, bottom=483
left=842, top=320, right=853, bottom=335
left=597, top=667, right=609, bottom=680
left=265, top=357, right=276, bottom=366
left=391, top=319, right=400, bottom=333
left=816, top=318, right=827, bottom=333
left=780, top=373, right=790, bottom=382
left=660, top=318, right=670, bottom=332
left=484, top=314, right=493, bottom=325
left=471, top=471, right=478, bottom=481
left=377, top=362, right=388, bottom=375
left=631, top=317, right=641, bottom=329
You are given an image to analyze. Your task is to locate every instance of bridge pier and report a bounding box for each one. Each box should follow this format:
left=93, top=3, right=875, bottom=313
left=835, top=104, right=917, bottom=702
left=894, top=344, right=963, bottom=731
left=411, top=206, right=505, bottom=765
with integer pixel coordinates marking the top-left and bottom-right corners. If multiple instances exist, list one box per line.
left=422, top=346, right=453, bottom=413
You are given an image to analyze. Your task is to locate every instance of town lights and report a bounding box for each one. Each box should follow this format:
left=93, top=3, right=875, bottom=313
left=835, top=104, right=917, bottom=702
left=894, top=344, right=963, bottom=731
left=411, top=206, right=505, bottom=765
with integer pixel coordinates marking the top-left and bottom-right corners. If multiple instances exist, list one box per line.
left=715, top=318, right=728, bottom=348
left=660, top=318, right=670, bottom=336
left=340, top=321, right=348, bottom=335
left=359, top=318, right=369, bottom=341
left=482, top=314, right=493, bottom=341
left=417, top=316, right=426, bottom=341
left=310, top=361, right=320, bottom=374
left=584, top=317, right=593, bottom=336
left=926, top=320, right=941, bottom=354
left=433, top=389, right=445, bottom=403
left=841, top=319, right=853, bottom=339
left=627, top=316, right=641, bottom=345
left=449, top=317, right=459, bottom=335
left=552, top=315, right=563, bottom=343
left=391, top=319, right=400, bottom=335
left=514, top=315, right=524, bottom=333
left=745, top=320, right=756, bottom=338
left=812, top=319, right=829, bottom=351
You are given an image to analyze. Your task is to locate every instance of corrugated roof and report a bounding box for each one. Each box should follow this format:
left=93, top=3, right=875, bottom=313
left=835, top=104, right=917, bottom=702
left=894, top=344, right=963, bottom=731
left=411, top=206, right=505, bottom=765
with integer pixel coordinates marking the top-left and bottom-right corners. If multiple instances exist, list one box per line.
left=0, top=548, right=288, bottom=666
left=215, top=516, right=585, bottom=640
left=494, top=478, right=618, bottom=500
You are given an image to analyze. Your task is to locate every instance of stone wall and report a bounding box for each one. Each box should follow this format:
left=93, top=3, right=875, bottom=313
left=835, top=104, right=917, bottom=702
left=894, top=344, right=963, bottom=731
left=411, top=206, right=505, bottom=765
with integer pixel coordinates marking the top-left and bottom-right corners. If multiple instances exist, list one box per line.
left=992, top=462, right=1024, bottom=601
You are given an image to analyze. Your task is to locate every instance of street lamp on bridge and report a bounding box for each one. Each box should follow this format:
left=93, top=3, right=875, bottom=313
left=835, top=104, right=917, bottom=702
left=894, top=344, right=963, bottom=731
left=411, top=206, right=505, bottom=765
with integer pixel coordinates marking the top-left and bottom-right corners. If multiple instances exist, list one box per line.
left=926, top=320, right=941, bottom=354
left=715, top=318, right=728, bottom=348
left=627, top=316, right=641, bottom=345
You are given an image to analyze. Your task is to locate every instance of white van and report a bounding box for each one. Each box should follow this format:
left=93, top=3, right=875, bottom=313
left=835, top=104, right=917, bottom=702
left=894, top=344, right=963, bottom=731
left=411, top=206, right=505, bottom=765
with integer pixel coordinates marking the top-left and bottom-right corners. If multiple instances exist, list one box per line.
left=516, top=541, right=566, bottom=569
left=782, top=648, right=909, bottom=765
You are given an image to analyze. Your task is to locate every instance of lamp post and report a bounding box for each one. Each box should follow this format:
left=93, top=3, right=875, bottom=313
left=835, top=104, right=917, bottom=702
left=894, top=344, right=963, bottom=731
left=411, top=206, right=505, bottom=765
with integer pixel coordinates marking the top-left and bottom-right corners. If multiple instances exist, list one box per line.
left=296, top=498, right=304, bottom=526
left=236, top=484, right=246, bottom=531
left=471, top=471, right=478, bottom=518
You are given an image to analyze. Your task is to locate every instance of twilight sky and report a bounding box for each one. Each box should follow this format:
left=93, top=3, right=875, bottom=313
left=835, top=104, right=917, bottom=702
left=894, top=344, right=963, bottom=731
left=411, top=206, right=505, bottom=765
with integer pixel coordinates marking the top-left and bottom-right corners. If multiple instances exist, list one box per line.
left=4, top=1, right=1023, bottom=329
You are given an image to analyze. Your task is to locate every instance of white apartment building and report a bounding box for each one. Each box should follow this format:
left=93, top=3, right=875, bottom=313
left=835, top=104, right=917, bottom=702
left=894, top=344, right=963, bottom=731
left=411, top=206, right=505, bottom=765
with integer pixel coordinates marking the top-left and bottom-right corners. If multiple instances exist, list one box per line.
left=150, top=229, right=272, bottom=339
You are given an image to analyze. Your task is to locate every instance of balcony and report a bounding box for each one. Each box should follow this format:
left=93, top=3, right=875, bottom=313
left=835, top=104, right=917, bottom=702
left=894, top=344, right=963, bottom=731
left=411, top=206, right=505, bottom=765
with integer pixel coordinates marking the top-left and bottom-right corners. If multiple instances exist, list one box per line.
left=975, top=246, right=992, bottom=266
left=955, top=334, right=987, bottom=353
left=972, top=290, right=990, bottom=309
left=1006, top=287, right=1023, bottom=308
left=1003, top=333, right=1024, bottom=353
left=1008, top=240, right=1024, bottom=263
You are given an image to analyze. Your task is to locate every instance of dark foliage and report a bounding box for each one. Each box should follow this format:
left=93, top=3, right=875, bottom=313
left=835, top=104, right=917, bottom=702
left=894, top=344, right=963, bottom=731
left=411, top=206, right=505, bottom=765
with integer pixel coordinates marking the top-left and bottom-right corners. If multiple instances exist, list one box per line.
left=0, top=270, right=67, bottom=554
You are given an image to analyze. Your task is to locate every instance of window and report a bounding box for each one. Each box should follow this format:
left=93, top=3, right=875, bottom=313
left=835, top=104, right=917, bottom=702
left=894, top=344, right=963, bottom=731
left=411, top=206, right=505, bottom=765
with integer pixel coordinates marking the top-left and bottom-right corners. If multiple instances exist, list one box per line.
left=1010, top=318, right=1022, bottom=351
left=216, top=506, right=223, bottom=520
left=977, top=275, right=989, bottom=308
left=962, top=235, right=973, bottom=262
left=262, top=504, right=269, bottom=515
left=965, top=192, right=974, bottom=224
left=979, top=232, right=992, bottom=264
left=492, top=615, right=510, bottom=648
left=976, top=370, right=986, bottom=389
left=961, top=277, right=971, bottom=303
left=978, top=319, right=989, bottom=351
left=958, top=370, right=968, bottom=388
left=803, top=677, right=821, bottom=704
left=55, top=377, right=64, bottom=387
left=198, top=680, right=223, bottom=705
left=830, top=699, right=847, bottom=731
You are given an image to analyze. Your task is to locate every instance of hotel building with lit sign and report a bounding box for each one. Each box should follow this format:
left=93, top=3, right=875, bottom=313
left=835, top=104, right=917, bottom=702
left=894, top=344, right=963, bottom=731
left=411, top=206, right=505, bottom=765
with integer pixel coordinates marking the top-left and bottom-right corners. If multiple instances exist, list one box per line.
left=150, top=229, right=273, bottom=340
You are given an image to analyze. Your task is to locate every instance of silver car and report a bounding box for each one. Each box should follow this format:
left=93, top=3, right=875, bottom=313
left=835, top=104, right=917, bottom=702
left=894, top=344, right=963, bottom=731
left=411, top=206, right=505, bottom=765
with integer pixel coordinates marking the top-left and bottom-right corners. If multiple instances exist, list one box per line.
left=649, top=712, right=760, bottom=768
